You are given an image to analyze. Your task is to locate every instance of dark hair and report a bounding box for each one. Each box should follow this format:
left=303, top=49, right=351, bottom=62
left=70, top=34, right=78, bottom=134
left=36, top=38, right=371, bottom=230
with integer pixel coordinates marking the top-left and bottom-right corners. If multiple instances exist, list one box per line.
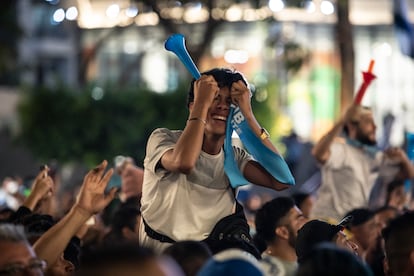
left=163, top=240, right=212, bottom=276
left=186, top=68, right=247, bottom=108
left=385, top=179, right=405, bottom=204
left=254, top=197, right=295, bottom=244
left=102, top=206, right=141, bottom=244
left=79, top=242, right=157, bottom=276
left=291, top=192, right=310, bottom=209
left=296, top=220, right=344, bottom=263
left=343, top=208, right=375, bottom=229
left=382, top=211, right=414, bottom=276
left=111, top=206, right=141, bottom=232
left=296, top=243, right=373, bottom=276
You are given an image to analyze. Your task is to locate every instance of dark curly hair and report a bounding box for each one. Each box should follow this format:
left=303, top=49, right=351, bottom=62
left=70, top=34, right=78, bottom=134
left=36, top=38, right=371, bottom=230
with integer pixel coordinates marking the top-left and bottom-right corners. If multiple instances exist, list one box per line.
left=186, top=68, right=248, bottom=108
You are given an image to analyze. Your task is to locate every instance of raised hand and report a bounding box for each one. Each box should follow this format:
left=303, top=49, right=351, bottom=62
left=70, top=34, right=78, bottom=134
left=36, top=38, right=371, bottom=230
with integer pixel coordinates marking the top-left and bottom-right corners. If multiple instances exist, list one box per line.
left=23, top=167, right=54, bottom=211
left=193, top=75, right=219, bottom=107
left=231, top=80, right=253, bottom=116
left=75, top=160, right=116, bottom=216
left=384, top=147, right=409, bottom=162
left=32, top=166, right=54, bottom=199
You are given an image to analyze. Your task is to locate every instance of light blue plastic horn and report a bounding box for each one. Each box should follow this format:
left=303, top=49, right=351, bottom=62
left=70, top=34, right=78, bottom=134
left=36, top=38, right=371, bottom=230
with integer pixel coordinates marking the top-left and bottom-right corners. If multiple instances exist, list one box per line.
left=165, top=34, right=201, bottom=79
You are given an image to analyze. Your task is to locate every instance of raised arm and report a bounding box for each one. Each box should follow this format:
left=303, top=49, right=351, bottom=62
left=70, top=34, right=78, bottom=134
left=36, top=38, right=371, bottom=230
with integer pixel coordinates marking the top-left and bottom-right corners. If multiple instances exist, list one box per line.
left=311, top=118, right=346, bottom=164
left=161, top=75, right=217, bottom=174
left=311, top=104, right=361, bottom=164
left=33, top=160, right=116, bottom=267
left=230, top=80, right=290, bottom=191
left=22, top=167, right=54, bottom=211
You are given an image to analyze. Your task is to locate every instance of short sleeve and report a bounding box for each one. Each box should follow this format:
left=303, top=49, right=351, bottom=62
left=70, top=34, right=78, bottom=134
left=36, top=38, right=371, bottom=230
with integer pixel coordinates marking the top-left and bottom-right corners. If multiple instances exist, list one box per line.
left=144, top=128, right=180, bottom=173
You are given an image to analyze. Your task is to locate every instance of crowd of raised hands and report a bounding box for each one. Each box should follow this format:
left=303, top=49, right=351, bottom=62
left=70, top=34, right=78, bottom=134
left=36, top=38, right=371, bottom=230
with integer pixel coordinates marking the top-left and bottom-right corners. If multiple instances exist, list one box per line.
left=0, top=160, right=169, bottom=276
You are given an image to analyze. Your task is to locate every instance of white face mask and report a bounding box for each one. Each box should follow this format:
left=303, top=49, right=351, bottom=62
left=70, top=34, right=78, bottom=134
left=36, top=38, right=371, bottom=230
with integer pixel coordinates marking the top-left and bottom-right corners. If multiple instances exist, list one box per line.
left=5, top=181, right=19, bottom=194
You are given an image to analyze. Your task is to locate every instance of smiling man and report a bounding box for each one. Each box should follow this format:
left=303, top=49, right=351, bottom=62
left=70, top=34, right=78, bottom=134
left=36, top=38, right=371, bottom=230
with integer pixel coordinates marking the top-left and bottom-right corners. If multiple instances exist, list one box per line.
left=311, top=105, right=414, bottom=221
left=139, top=68, right=292, bottom=253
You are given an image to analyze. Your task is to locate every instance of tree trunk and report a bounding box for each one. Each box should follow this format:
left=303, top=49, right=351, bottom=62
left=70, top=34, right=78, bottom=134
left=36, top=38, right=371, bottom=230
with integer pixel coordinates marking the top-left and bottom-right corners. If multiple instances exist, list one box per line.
left=336, top=0, right=355, bottom=114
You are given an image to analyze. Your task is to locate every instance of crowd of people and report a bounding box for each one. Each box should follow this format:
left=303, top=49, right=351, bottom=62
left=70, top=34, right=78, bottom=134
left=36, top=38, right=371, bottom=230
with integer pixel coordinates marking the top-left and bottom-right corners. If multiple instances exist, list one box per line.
left=0, top=67, right=414, bottom=275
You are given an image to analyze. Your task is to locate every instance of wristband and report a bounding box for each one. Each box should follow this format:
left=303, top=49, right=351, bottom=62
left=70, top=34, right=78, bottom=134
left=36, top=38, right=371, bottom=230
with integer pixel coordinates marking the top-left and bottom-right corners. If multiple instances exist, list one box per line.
left=187, top=117, right=206, bottom=125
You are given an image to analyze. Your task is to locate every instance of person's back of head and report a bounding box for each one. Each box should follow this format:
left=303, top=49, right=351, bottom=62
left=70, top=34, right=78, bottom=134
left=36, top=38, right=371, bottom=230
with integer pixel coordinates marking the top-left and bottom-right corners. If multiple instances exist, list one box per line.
left=296, top=243, right=373, bottom=276
left=382, top=211, right=414, bottom=276
left=103, top=205, right=141, bottom=244
left=254, top=197, right=295, bottom=246
left=197, top=249, right=264, bottom=276
left=163, top=240, right=212, bottom=276
left=295, top=219, right=345, bottom=263
left=78, top=242, right=167, bottom=276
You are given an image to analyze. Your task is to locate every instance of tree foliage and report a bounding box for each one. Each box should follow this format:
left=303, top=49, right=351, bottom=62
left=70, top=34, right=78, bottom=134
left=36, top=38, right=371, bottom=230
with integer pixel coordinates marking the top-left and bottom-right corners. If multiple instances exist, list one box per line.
left=16, top=85, right=189, bottom=166
left=16, top=80, right=278, bottom=166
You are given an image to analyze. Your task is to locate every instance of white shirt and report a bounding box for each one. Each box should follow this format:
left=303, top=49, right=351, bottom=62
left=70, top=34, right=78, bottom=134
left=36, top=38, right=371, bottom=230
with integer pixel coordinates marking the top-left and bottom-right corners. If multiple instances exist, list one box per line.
left=140, top=128, right=252, bottom=251
left=311, top=142, right=400, bottom=221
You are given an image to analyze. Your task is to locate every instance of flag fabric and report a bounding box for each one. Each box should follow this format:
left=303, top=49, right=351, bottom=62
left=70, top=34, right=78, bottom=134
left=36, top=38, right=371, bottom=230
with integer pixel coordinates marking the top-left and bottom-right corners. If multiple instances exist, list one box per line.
left=394, top=0, right=414, bottom=59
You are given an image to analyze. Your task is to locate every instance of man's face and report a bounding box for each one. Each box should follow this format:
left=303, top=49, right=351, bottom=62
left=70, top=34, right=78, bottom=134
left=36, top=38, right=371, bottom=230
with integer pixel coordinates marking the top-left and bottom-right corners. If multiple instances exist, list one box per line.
left=0, top=241, right=45, bottom=276
left=354, top=113, right=377, bottom=146
left=284, top=206, right=307, bottom=248
left=204, top=86, right=232, bottom=137
left=334, top=231, right=359, bottom=256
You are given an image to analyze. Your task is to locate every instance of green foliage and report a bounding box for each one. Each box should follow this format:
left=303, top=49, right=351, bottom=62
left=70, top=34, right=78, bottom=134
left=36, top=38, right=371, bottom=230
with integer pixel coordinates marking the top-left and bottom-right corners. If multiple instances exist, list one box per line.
left=16, top=85, right=189, bottom=166
left=16, top=79, right=278, bottom=166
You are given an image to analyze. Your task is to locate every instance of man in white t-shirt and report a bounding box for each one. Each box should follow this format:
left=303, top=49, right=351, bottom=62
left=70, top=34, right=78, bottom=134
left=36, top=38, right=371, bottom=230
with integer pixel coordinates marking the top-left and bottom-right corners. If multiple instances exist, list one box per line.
left=139, top=68, right=292, bottom=253
left=311, top=105, right=414, bottom=221
left=255, top=196, right=307, bottom=276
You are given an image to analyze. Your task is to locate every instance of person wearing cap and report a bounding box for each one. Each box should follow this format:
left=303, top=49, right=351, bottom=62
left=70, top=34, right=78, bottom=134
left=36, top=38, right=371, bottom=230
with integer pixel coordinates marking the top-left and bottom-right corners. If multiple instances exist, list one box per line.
left=311, top=104, right=414, bottom=221
left=295, top=218, right=358, bottom=264
left=342, top=208, right=380, bottom=261
left=254, top=197, right=307, bottom=276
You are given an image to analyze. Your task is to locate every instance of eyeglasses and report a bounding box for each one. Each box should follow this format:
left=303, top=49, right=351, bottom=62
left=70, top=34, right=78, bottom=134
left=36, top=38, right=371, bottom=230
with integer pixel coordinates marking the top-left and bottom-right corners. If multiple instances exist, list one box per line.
left=0, top=259, right=47, bottom=275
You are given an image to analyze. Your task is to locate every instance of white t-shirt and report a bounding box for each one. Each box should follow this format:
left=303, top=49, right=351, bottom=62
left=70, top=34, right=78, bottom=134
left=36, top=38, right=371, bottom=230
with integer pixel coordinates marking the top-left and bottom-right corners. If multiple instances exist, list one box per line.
left=140, top=128, right=252, bottom=251
left=311, top=142, right=400, bottom=221
left=260, top=253, right=298, bottom=276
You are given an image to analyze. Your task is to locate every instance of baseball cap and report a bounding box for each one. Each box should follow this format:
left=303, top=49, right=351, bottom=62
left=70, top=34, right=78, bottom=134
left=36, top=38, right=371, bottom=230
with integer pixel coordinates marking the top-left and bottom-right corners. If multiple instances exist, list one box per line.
left=296, top=217, right=352, bottom=263
left=197, top=249, right=264, bottom=276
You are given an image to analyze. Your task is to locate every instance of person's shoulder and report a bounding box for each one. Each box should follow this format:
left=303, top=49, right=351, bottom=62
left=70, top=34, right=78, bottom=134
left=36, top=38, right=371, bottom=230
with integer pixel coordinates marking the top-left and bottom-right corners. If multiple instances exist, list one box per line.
left=260, top=254, right=286, bottom=275
left=150, top=128, right=182, bottom=137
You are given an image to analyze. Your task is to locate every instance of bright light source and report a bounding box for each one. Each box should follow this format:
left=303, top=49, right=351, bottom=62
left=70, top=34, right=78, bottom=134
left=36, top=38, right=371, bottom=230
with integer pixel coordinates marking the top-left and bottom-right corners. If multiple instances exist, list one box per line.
left=106, top=4, right=120, bottom=18
left=126, top=6, right=139, bottom=18
left=268, top=0, right=284, bottom=12
left=65, top=6, right=78, bottom=20
left=91, top=87, right=104, bottom=100
left=53, top=8, right=65, bottom=23
left=225, top=5, right=243, bottom=22
left=183, top=3, right=208, bottom=23
left=305, top=1, right=316, bottom=13
left=320, top=1, right=335, bottom=15
left=224, top=49, right=249, bottom=64
left=373, top=42, right=392, bottom=57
